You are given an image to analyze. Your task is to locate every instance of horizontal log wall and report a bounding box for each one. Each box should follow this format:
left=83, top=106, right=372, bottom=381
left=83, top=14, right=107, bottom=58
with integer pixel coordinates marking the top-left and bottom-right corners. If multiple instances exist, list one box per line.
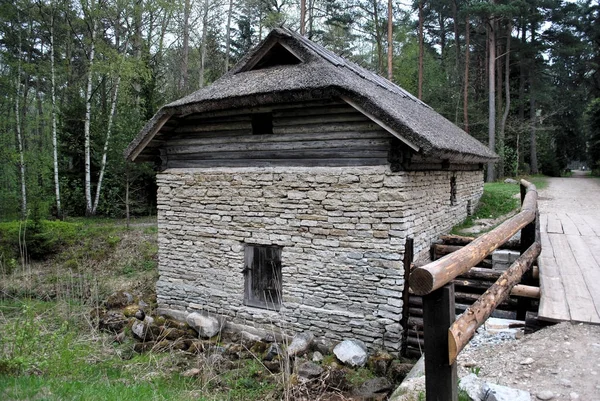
left=163, top=100, right=394, bottom=168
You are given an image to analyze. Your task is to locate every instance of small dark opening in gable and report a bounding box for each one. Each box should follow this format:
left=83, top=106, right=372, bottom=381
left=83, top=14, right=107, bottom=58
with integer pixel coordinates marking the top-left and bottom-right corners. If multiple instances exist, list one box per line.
left=251, top=42, right=302, bottom=70
left=252, top=113, right=273, bottom=135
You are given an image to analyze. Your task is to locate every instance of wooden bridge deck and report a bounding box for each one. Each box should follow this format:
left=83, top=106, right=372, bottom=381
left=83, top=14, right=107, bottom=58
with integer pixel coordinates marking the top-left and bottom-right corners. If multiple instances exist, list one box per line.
left=537, top=174, right=600, bottom=324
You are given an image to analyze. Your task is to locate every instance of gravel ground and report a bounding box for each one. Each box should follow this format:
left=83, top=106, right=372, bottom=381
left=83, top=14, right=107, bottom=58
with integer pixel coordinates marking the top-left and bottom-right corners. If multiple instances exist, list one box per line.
left=458, top=322, right=600, bottom=400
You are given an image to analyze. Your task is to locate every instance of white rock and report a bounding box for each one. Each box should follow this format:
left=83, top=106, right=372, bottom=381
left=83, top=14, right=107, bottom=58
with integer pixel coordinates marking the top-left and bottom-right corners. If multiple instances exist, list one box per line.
left=569, top=393, right=579, bottom=400
left=186, top=312, right=221, bottom=338
left=333, top=339, right=368, bottom=367
left=459, top=374, right=530, bottom=401
left=287, top=332, right=314, bottom=357
left=312, top=351, right=324, bottom=363
left=536, top=390, right=555, bottom=400
left=520, top=357, right=534, bottom=365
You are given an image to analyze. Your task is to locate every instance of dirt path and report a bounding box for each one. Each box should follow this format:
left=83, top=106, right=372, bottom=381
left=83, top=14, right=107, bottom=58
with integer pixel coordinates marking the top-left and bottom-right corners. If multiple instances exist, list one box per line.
left=457, top=173, right=600, bottom=401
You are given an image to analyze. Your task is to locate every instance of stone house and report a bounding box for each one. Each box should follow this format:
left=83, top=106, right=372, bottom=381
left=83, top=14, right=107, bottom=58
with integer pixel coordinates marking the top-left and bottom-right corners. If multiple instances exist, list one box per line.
left=125, top=28, right=497, bottom=352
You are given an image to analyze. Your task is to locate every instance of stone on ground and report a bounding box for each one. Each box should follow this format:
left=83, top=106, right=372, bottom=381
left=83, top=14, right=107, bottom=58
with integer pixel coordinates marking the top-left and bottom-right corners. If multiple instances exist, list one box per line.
left=287, top=332, right=314, bottom=357
left=297, top=361, right=323, bottom=379
left=186, top=312, right=221, bottom=338
left=356, top=377, right=393, bottom=397
left=459, top=373, right=530, bottom=401
left=333, top=339, right=368, bottom=367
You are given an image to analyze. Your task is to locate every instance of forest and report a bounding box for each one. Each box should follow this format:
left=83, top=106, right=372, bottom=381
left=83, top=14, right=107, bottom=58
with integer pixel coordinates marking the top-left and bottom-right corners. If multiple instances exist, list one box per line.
left=0, top=0, right=599, bottom=221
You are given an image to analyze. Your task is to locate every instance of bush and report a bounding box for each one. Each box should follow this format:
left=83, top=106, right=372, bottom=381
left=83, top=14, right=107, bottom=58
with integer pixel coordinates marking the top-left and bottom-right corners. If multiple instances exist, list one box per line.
left=0, top=220, right=81, bottom=260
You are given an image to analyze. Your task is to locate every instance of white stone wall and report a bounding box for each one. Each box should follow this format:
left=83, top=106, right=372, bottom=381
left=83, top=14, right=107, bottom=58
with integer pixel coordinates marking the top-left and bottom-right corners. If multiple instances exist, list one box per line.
left=155, top=166, right=483, bottom=351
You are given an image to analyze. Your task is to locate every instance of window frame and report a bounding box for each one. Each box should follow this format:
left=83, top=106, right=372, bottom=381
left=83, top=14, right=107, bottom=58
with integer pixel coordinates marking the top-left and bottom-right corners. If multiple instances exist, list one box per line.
left=243, top=244, right=283, bottom=311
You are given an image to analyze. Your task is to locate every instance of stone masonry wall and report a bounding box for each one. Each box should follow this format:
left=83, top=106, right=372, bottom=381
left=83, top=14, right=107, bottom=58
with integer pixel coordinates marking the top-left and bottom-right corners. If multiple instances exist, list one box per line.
left=155, top=166, right=483, bottom=351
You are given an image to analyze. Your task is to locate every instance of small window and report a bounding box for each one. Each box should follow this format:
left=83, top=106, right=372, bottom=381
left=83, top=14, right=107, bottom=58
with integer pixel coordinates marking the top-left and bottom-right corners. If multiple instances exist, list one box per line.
left=243, top=245, right=282, bottom=310
left=450, top=176, right=457, bottom=205
left=251, top=113, right=273, bottom=135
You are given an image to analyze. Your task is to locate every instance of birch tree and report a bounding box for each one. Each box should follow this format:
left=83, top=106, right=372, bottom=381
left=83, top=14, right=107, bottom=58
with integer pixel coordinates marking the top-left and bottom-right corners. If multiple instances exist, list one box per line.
left=83, top=0, right=97, bottom=216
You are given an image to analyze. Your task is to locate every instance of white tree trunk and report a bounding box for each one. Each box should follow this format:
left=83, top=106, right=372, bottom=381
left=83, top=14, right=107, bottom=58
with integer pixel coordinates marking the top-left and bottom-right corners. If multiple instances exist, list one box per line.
left=92, top=75, right=121, bottom=215
left=50, top=13, right=61, bottom=217
left=84, top=15, right=97, bottom=215
left=199, top=0, right=209, bottom=88
left=15, top=20, right=26, bottom=220
left=224, top=0, right=233, bottom=71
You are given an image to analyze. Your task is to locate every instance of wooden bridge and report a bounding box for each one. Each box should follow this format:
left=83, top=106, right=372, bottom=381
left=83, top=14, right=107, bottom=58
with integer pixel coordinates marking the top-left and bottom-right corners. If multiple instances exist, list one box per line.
left=538, top=172, right=600, bottom=324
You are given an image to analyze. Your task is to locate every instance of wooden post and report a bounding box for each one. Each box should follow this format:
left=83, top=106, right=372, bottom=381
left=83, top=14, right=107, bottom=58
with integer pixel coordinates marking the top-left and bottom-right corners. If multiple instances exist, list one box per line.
left=401, top=238, right=414, bottom=357
left=518, top=183, right=538, bottom=319
left=423, top=284, right=457, bottom=401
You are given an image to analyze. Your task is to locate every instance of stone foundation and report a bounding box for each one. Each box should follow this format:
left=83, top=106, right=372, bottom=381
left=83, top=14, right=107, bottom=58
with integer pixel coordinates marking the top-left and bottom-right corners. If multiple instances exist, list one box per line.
left=155, top=166, right=483, bottom=351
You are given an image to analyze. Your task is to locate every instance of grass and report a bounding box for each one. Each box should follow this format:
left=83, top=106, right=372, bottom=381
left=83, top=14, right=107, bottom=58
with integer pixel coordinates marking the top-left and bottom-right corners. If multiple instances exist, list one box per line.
left=0, top=299, right=277, bottom=401
left=451, top=175, right=548, bottom=235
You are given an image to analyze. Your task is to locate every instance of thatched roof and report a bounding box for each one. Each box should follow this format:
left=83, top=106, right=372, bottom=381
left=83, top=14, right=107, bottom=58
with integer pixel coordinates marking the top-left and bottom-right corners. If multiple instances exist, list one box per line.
left=125, top=27, right=497, bottom=163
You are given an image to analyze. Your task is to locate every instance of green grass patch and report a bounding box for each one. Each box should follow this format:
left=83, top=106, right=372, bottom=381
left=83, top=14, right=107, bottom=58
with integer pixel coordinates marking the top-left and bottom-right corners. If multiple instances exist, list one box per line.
left=451, top=175, right=548, bottom=235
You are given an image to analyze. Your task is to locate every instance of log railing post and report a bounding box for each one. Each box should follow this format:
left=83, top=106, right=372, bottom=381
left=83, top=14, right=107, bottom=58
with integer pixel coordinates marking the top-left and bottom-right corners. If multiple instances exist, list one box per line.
left=423, top=284, right=457, bottom=401
left=518, top=181, right=537, bottom=319
left=401, top=238, right=414, bottom=357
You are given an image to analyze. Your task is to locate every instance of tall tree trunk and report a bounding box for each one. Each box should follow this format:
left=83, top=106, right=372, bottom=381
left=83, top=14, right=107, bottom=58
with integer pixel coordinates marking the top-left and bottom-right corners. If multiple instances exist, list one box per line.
left=418, top=0, right=425, bottom=99
left=180, top=0, right=190, bottom=93
left=387, top=0, right=393, bottom=81
left=308, top=0, right=314, bottom=38
left=499, top=20, right=512, bottom=178
left=225, top=0, right=233, bottom=71
left=529, top=19, right=538, bottom=174
left=452, top=0, right=461, bottom=70
left=463, top=14, right=470, bottom=133
left=487, top=14, right=496, bottom=182
left=300, top=0, right=306, bottom=35
left=518, top=18, right=526, bottom=121
left=92, top=75, right=121, bottom=215
left=15, top=24, right=26, bottom=220
left=372, top=0, right=384, bottom=74
left=199, top=0, right=208, bottom=88
left=50, top=13, right=61, bottom=217
left=84, top=13, right=97, bottom=216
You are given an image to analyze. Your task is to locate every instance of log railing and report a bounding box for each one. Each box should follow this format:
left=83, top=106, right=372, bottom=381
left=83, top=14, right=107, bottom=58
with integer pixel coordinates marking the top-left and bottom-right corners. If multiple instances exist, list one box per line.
left=409, top=179, right=540, bottom=401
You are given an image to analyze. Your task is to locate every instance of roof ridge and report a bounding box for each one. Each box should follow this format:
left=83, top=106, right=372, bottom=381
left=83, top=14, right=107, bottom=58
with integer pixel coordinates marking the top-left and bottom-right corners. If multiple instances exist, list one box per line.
left=279, top=27, right=431, bottom=110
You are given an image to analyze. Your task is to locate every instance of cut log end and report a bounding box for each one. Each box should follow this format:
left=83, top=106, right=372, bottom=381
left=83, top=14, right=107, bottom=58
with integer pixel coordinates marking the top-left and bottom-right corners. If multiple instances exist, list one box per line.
left=409, top=268, right=434, bottom=296
left=448, top=329, right=458, bottom=365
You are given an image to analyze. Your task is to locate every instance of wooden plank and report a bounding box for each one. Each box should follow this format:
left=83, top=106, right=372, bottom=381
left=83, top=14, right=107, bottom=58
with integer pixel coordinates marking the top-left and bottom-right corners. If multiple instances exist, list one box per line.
left=169, top=147, right=389, bottom=161
left=167, top=157, right=389, bottom=169
left=566, top=235, right=600, bottom=319
left=583, top=236, right=600, bottom=266
left=585, top=215, right=600, bottom=237
left=565, top=213, right=596, bottom=236
left=546, top=213, right=563, bottom=234
left=540, top=232, right=555, bottom=259
left=557, top=213, right=580, bottom=236
left=273, top=122, right=380, bottom=135
left=423, top=284, right=457, bottom=401
left=166, top=138, right=391, bottom=155
left=273, top=104, right=355, bottom=118
left=166, top=130, right=390, bottom=146
left=540, top=213, right=548, bottom=233
left=548, top=233, right=600, bottom=323
left=537, top=255, right=571, bottom=322
left=273, top=113, right=369, bottom=126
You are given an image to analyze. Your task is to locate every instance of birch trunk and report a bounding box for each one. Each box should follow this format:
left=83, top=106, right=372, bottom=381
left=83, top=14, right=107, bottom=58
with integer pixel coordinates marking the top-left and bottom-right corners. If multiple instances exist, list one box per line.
left=225, top=0, right=233, bottom=71
left=84, top=15, right=97, bottom=216
left=300, top=0, right=306, bottom=35
left=50, top=13, right=61, bottom=217
left=199, top=0, right=208, bottom=88
left=91, top=75, right=121, bottom=215
left=15, top=32, right=27, bottom=220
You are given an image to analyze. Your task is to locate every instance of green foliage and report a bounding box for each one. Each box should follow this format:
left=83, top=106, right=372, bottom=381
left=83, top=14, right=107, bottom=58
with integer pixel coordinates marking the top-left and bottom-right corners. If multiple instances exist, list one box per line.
left=585, top=98, right=600, bottom=174
left=0, top=220, right=81, bottom=260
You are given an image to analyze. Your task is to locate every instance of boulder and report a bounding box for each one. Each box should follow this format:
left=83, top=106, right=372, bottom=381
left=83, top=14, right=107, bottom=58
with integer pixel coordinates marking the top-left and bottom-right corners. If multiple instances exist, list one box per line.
left=264, top=343, right=281, bottom=361
left=333, top=339, right=368, bottom=367
left=98, top=310, right=128, bottom=333
left=459, top=373, right=530, bottom=401
left=105, top=291, right=134, bottom=309
left=504, top=178, right=519, bottom=184
left=134, top=309, right=145, bottom=321
left=297, top=361, right=324, bottom=380
left=131, top=318, right=161, bottom=341
left=356, top=377, right=393, bottom=397
left=186, top=312, right=221, bottom=339
left=287, top=332, right=314, bottom=357
left=315, top=338, right=335, bottom=355
left=312, top=351, right=324, bottom=363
